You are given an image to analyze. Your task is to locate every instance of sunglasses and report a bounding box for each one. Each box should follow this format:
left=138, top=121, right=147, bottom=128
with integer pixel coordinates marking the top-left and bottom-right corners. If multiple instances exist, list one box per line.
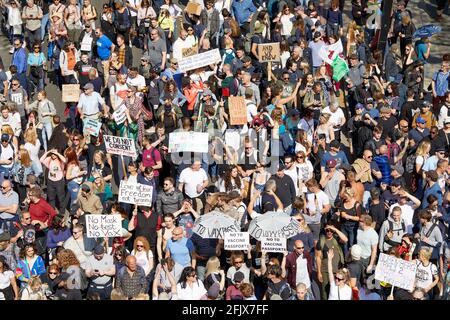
left=0, top=186, right=9, bottom=189
left=136, top=245, right=144, bottom=248
left=296, top=218, right=304, bottom=222
left=12, top=83, right=19, bottom=86
left=336, top=277, right=344, bottom=281
left=295, top=246, right=304, bottom=249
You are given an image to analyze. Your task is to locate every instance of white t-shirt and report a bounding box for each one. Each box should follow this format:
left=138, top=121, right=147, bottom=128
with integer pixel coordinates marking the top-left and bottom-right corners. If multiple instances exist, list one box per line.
left=415, top=260, right=438, bottom=290
left=328, top=281, right=352, bottom=300
left=131, top=250, right=153, bottom=275
left=127, top=75, right=146, bottom=89
left=389, top=203, right=414, bottom=234
left=296, top=255, right=311, bottom=289
left=295, top=161, right=313, bottom=184
left=297, top=118, right=314, bottom=144
left=179, top=168, right=208, bottom=198
left=284, top=167, right=299, bottom=195
left=356, top=228, right=379, bottom=259
left=0, top=144, right=14, bottom=169
left=176, top=280, right=207, bottom=300
left=280, top=14, right=294, bottom=36
left=322, top=106, right=345, bottom=131
left=246, top=101, right=257, bottom=123
left=304, top=191, right=329, bottom=224
left=172, top=38, right=190, bottom=61
left=0, top=270, right=14, bottom=300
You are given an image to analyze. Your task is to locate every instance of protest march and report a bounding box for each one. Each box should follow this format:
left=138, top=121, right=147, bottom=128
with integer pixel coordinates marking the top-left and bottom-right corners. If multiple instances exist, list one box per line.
left=0, top=0, right=448, bottom=304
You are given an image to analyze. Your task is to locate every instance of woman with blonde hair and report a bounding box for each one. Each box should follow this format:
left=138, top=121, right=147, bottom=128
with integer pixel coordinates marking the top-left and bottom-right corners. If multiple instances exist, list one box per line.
left=11, top=147, right=34, bottom=202
left=295, top=151, right=313, bottom=187
left=295, top=130, right=312, bottom=155
left=204, top=256, right=225, bottom=291
left=131, top=236, right=154, bottom=277
left=19, top=276, right=47, bottom=300
left=23, top=127, right=43, bottom=177
left=327, top=249, right=352, bottom=300
left=415, top=247, right=439, bottom=299
left=35, top=90, right=56, bottom=151
left=337, top=186, right=364, bottom=256
left=64, top=147, right=86, bottom=208
left=346, top=21, right=360, bottom=57
left=315, top=113, right=334, bottom=144
left=250, top=161, right=271, bottom=199
left=414, top=140, right=431, bottom=197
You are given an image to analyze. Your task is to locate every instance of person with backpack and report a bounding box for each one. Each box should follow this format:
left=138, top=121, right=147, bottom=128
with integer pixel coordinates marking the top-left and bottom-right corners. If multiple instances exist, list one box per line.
left=316, top=224, right=347, bottom=300
left=417, top=210, right=443, bottom=264
left=378, top=206, right=407, bottom=253
left=265, top=264, right=293, bottom=300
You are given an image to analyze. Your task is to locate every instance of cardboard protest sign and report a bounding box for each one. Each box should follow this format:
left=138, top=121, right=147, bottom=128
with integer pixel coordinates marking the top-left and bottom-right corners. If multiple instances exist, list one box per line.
left=228, top=96, right=247, bottom=126
left=224, top=232, right=249, bottom=250
left=103, top=135, right=137, bottom=157
left=86, top=214, right=122, bottom=238
left=375, top=253, right=417, bottom=291
left=185, top=2, right=202, bottom=15
left=62, top=84, right=80, bottom=102
left=118, top=180, right=154, bottom=206
left=179, top=49, right=221, bottom=73
left=168, top=131, right=209, bottom=153
left=258, top=43, right=280, bottom=63
left=113, top=105, right=127, bottom=125
left=83, top=118, right=101, bottom=137
left=261, top=237, right=286, bottom=253
left=182, top=44, right=199, bottom=58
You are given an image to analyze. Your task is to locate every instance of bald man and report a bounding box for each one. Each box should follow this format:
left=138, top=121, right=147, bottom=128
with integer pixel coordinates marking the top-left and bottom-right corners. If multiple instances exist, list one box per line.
left=165, top=226, right=195, bottom=268
left=115, top=255, right=147, bottom=299
left=285, top=240, right=313, bottom=293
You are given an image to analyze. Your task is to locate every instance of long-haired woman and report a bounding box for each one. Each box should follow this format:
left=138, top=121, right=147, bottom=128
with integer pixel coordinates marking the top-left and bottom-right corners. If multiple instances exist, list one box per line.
left=176, top=266, right=207, bottom=300
left=131, top=236, right=154, bottom=277
left=64, top=147, right=86, bottom=209
left=12, top=147, right=34, bottom=203
left=204, top=256, right=225, bottom=292
left=46, top=215, right=71, bottom=260
left=16, top=244, right=46, bottom=288
left=0, top=256, right=19, bottom=300
left=57, top=249, right=83, bottom=299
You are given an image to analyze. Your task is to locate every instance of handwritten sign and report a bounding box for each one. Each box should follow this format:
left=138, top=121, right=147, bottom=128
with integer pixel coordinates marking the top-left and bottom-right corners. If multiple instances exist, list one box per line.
left=83, top=118, right=101, bottom=137
left=261, top=237, right=286, bottom=253
left=113, top=105, right=127, bottom=125
left=258, top=43, right=280, bottom=63
left=228, top=96, right=247, bottom=126
left=179, top=49, right=222, bottom=73
left=248, top=219, right=299, bottom=241
left=103, top=135, right=137, bottom=158
left=62, top=84, right=80, bottom=102
left=374, top=253, right=417, bottom=291
left=86, top=214, right=122, bottom=238
left=193, top=223, right=240, bottom=239
left=182, top=44, right=198, bottom=58
left=118, top=180, right=154, bottom=207
left=169, top=131, right=209, bottom=153
left=224, top=232, right=249, bottom=250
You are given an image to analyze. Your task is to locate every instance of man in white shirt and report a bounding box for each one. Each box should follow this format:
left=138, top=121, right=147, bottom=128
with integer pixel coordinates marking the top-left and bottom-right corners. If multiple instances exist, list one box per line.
left=126, top=67, right=146, bottom=92
left=322, top=101, right=346, bottom=142
left=388, top=186, right=421, bottom=234
left=85, top=244, right=115, bottom=300
left=178, top=160, right=209, bottom=214
left=285, top=240, right=313, bottom=296
left=172, top=29, right=190, bottom=62
left=356, top=215, right=379, bottom=273
left=63, top=224, right=94, bottom=269
left=77, top=83, right=109, bottom=121
left=244, top=88, right=257, bottom=123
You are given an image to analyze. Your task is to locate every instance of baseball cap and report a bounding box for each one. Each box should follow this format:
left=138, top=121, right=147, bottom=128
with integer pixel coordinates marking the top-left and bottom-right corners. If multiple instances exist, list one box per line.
left=1, top=133, right=9, bottom=142
left=287, top=109, right=300, bottom=117
left=390, top=164, right=404, bottom=176
left=81, top=183, right=91, bottom=192
left=355, top=103, right=365, bottom=109
left=151, top=65, right=161, bottom=74
left=326, top=159, right=337, bottom=168
left=93, top=244, right=105, bottom=255
left=421, top=100, right=432, bottom=108
left=366, top=97, right=374, bottom=104
left=233, top=271, right=245, bottom=282
left=416, top=116, right=426, bottom=124
left=351, top=244, right=362, bottom=260
left=83, top=82, right=94, bottom=90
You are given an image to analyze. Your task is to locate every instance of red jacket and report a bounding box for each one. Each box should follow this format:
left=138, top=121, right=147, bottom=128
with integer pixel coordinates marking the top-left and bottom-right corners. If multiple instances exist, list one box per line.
left=285, top=250, right=314, bottom=289
left=29, top=198, right=57, bottom=228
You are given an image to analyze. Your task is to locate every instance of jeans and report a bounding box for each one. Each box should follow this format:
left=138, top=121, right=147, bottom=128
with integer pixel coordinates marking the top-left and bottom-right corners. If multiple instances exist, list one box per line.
left=67, top=180, right=81, bottom=208
left=196, top=265, right=206, bottom=282
left=40, top=14, right=49, bottom=41
left=31, top=160, right=43, bottom=177
left=41, top=121, right=53, bottom=151
left=25, top=28, right=41, bottom=49
left=341, top=223, right=358, bottom=256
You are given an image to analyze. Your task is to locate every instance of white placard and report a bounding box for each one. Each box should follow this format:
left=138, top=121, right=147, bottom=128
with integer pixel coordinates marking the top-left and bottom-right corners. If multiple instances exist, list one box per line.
left=224, top=232, right=249, bottom=250
left=83, top=118, right=101, bottom=137
left=168, top=131, right=209, bottom=153
left=374, top=253, right=417, bottom=291
left=118, top=180, right=153, bottom=206
left=224, top=129, right=241, bottom=152
left=86, top=214, right=122, bottom=238
left=261, top=237, right=286, bottom=253
left=178, top=49, right=222, bottom=73
left=103, top=135, right=137, bottom=157
left=113, top=105, right=127, bottom=125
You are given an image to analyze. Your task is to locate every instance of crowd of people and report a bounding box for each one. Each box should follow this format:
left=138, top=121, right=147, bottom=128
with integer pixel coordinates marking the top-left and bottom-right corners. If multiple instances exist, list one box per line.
left=0, top=0, right=448, bottom=301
